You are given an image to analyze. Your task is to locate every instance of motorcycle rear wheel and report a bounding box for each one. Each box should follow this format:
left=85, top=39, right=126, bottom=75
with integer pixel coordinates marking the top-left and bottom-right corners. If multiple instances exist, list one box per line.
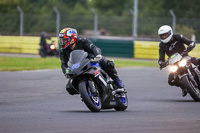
left=114, top=93, right=128, bottom=111
left=181, top=76, right=200, bottom=101
left=79, top=80, right=102, bottom=112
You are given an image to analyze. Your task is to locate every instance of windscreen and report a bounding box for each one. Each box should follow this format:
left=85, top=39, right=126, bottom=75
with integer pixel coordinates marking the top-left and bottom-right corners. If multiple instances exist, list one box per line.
left=169, top=53, right=182, bottom=65
left=68, top=50, right=88, bottom=67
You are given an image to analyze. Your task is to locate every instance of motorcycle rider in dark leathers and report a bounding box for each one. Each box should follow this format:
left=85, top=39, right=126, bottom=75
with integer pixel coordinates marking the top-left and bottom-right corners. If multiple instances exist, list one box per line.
left=158, top=25, right=200, bottom=97
left=40, top=31, right=51, bottom=53
left=59, top=28, right=125, bottom=95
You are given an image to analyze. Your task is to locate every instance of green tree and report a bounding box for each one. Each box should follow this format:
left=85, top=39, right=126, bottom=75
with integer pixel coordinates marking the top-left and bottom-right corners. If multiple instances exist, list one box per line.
left=90, top=0, right=133, bottom=16
left=163, top=0, right=200, bottom=18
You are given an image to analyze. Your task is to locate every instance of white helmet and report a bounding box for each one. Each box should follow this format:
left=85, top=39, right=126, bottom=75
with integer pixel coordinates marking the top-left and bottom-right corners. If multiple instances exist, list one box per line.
left=158, top=25, right=173, bottom=43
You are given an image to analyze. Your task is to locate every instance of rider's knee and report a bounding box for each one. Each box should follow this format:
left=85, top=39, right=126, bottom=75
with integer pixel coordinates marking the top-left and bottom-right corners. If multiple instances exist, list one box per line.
left=107, top=60, right=115, bottom=69
left=99, top=58, right=115, bottom=70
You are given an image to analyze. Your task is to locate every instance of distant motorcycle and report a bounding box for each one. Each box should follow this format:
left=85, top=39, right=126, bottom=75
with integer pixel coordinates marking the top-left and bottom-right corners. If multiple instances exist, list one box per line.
left=39, top=41, right=59, bottom=57
left=160, top=52, right=200, bottom=101
left=65, top=50, right=128, bottom=112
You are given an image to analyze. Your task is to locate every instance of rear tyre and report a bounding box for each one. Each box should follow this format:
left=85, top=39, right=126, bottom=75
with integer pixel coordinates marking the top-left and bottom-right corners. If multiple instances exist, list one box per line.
left=181, top=76, right=200, bottom=102
left=79, top=80, right=101, bottom=112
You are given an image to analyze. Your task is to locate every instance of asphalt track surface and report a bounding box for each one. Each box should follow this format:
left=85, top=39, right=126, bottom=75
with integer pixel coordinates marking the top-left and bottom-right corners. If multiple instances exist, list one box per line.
left=0, top=67, right=200, bottom=133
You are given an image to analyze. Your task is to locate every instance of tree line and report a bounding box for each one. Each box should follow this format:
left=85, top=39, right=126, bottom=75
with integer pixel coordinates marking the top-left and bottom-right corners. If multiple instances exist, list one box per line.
left=0, top=0, right=200, bottom=41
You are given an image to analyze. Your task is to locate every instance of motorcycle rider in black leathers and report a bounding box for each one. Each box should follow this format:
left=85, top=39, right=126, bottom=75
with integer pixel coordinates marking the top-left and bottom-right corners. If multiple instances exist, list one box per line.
left=59, top=28, right=125, bottom=95
left=158, top=25, right=200, bottom=97
left=39, top=31, right=51, bottom=53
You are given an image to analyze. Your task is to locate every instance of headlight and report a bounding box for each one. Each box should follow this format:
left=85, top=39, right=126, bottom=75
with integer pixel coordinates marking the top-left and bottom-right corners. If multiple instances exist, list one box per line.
left=50, top=45, right=56, bottom=50
left=170, top=65, right=178, bottom=72
left=179, top=59, right=187, bottom=67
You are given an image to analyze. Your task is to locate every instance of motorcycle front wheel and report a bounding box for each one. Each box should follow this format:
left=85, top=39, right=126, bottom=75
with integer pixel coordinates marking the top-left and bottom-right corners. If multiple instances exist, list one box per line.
left=181, top=76, right=200, bottom=101
left=79, top=80, right=102, bottom=112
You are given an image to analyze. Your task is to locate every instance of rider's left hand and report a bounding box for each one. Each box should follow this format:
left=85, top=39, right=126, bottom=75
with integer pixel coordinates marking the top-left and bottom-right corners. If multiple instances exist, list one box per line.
left=182, top=50, right=188, bottom=56
left=65, top=68, right=70, bottom=78
left=93, top=54, right=102, bottom=62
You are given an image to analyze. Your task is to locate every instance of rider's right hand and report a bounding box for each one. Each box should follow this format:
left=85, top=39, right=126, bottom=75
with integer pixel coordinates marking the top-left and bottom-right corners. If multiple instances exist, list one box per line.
left=93, top=54, right=102, bottom=62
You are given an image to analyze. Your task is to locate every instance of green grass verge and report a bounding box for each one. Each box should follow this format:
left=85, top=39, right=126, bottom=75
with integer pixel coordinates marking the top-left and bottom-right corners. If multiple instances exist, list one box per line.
left=0, top=57, right=158, bottom=71
left=0, top=57, right=61, bottom=71
left=114, top=59, right=158, bottom=67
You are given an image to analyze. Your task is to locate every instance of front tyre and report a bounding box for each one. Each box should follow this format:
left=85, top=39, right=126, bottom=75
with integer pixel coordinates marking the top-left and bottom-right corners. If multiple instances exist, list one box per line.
left=181, top=76, right=200, bottom=102
left=79, top=80, right=101, bottom=112
left=114, top=93, right=128, bottom=111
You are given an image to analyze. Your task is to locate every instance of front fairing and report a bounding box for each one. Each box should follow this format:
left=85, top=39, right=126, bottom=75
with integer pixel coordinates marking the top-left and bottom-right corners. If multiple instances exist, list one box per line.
left=68, top=50, right=88, bottom=67
left=168, top=53, right=182, bottom=65
left=70, top=59, right=91, bottom=76
left=66, top=50, right=88, bottom=76
left=67, top=50, right=101, bottom=77
left=168, top=53, right=192, bottom=76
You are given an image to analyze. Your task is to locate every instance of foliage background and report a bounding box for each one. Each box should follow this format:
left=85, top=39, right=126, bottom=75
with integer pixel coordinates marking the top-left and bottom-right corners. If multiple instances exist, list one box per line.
left=0, top=0, right=200, bottom=41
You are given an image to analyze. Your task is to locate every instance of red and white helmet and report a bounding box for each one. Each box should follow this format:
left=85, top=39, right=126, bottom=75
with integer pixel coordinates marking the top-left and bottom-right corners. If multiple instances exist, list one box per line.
left=158, top=25, right=173, bottom=43
left=59, top=28, right=78, bottom=49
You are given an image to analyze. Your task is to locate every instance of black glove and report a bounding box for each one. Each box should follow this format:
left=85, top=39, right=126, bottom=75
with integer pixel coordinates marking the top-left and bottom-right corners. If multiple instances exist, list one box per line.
left=158, top=61, right=166, bottom=70
left=187, top=42, right=195, bottom=52
left=158, top=61, right=165, bottom=67
left=93, top=54, right=102, bottom=62
left=181, top=50, right=188, bottom=56
left=65, top=68, right=70, bottom=78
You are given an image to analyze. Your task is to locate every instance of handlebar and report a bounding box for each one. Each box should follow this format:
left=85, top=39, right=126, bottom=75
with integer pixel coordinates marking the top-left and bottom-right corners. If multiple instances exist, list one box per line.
left=180, top=50, right=189, bottom=56
left=90, top=59, right=101, bottom=63
left=159, top=50, right=189, bottom=70
left=90, top=59, right=96, bottom=63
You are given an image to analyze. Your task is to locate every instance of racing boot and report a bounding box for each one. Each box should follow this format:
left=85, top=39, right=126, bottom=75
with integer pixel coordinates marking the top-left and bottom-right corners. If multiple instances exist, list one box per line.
left=180, top=84, right=187, bottom=97
left=113, top=77, right=126, bottom=93
left=182, top=89, right=187, bottom=97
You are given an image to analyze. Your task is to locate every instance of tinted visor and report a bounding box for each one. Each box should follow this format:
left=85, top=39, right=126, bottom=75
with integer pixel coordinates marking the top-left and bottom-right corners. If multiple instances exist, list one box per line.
left=60, top=37, right=72, bottom=48
left=159, top=30, right=171, bottom=39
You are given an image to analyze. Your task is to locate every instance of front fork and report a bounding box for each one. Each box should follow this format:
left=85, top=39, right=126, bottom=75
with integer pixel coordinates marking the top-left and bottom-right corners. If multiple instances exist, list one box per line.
left=88, top=80, right=99, bottom=96
left=179, top=65, right=198, bottom=88
left=192, top=65, right=200, bottom=82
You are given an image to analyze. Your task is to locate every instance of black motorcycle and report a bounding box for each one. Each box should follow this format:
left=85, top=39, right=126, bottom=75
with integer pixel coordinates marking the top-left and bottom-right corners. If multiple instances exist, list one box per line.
left=65, top=50, right=128, bottom=112
left=39, top=41, right=59, bottom=57
left=160, top=52, right=200, bottom=101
